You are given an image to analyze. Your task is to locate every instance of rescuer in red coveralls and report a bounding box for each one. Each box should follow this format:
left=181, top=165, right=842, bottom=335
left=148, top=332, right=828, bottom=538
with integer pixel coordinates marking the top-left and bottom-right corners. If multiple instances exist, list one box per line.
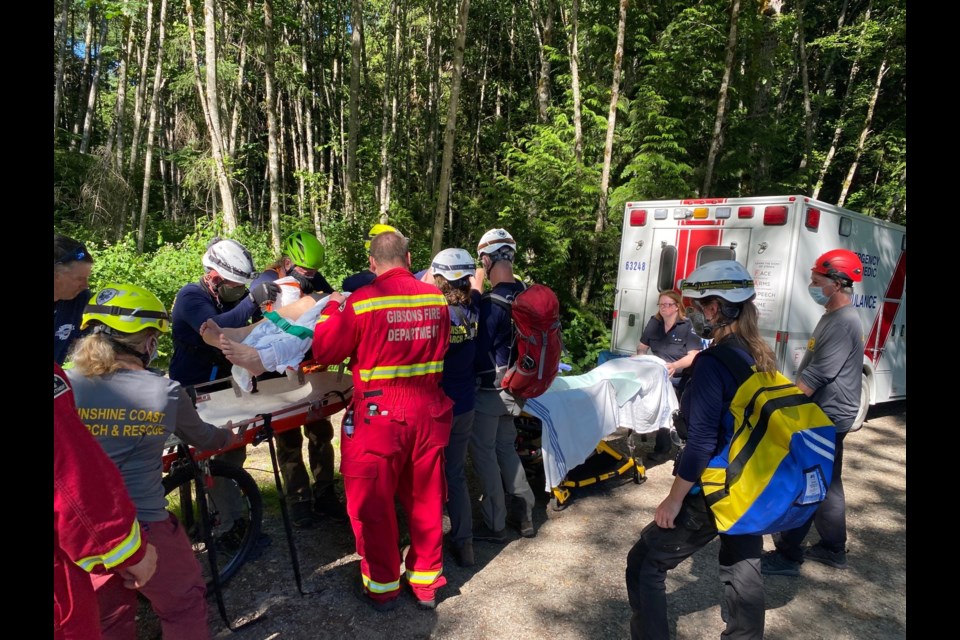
left=54, top=362, right=159, bottom=639
left=311, top=230, right=453, bottom=611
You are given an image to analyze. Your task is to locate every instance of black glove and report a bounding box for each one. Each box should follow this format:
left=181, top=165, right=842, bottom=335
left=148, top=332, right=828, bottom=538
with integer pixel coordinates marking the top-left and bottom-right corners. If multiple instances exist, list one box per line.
left=250, top=281, right=281, bottom=307
left=288, top=271, right=315, bottom=295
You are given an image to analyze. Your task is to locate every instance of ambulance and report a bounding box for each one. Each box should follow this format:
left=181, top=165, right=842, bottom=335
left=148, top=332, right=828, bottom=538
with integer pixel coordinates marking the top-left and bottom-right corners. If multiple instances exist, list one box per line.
left=610, top=195, right=906, bottom=429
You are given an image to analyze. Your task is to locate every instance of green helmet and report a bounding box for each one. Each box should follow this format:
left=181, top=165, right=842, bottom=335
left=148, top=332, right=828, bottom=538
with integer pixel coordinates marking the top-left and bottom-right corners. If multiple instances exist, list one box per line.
left=282, top=231, right=325, bottom=270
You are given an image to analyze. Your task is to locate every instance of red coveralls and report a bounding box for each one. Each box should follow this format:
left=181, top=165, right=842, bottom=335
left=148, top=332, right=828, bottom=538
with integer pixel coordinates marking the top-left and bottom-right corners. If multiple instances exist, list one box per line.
left=312, top=267, right=452, bottom=604
left=54, top=363, right=148, bottom=640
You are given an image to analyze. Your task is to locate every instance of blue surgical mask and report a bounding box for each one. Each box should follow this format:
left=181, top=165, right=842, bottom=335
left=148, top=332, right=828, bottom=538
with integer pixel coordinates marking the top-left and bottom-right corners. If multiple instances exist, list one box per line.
left=808, top=284, right=831, bottom=306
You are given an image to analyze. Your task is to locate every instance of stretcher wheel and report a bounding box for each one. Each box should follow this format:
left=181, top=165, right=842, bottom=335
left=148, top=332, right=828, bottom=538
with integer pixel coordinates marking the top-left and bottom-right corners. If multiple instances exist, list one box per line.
left=163, top=460, right=264, bottom=587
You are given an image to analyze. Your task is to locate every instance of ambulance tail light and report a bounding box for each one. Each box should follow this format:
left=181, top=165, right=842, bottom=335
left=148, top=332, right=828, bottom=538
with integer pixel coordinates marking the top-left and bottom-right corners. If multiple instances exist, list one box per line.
left=763, top=206, right=788, bottom=225
left=629, top=209, right=647, bottom=226
left=805, top=208, right=821, bottom=230
left=738, top=206, right=754, bottom=219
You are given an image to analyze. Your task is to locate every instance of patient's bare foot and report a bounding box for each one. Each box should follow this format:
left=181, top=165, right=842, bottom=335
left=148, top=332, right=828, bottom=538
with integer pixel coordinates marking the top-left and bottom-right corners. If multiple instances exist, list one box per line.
left=220, top=335, right=267, bottom=376
left=200, top=319, right=223, bottom=348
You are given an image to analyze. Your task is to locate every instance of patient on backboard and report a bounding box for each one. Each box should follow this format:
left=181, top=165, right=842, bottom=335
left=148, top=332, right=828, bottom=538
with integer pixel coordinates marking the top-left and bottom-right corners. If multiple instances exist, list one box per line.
left=200, top=287, right=346, bottom=392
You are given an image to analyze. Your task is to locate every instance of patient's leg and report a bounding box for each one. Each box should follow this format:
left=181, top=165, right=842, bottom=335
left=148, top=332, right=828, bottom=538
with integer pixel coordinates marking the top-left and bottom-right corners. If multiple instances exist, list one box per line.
left=220, top=335, right=268, bottom=376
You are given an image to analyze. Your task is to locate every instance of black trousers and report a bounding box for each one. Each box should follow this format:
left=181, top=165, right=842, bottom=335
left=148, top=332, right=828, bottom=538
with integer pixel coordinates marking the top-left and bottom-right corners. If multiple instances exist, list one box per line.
left=775, top=430, right=848, bottom=559
left=625, top=491, right=765, bottom=640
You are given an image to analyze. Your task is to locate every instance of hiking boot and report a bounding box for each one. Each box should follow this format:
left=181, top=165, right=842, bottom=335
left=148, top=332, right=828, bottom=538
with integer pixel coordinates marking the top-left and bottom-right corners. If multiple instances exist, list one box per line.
left=804, top=543, right=848, bottom=569
left=216, top=518, right=248, bottom=551
left=451, top=540, right=475, bottom=567
left=353, top=578, right=401, bottom=613
left=291, top=501, right=319, bottom=529
left=416, top=597, right=437, bottom=610
left=506, top=516, right=535, bottom=538
left=313, top=487, right=348, bottom=522
left=472, top=523, right=507, bottom=544
left=760, top=550, right=801, bottom=577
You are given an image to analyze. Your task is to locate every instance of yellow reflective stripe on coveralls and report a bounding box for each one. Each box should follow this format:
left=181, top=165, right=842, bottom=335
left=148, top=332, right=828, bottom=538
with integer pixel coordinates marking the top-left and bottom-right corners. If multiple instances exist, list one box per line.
left=76, top=520, right=143, bottom=571
left=362, top=574, right=401, bottom=594
left=352, top=293, right=447, bottom=315
left=405, top=567, right=443, bottom=585
left=359, top=361, right=445, bottom=382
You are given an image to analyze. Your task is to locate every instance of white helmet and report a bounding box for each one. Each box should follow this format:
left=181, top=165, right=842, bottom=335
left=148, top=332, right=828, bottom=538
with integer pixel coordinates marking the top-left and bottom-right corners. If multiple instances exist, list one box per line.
left=680, top=260, right=755, bottom=304
left=202, top=239, right=256, bottom=285
left=432, top=248, right=475, bottom=282
left=477, top=228, right=516, bottom=261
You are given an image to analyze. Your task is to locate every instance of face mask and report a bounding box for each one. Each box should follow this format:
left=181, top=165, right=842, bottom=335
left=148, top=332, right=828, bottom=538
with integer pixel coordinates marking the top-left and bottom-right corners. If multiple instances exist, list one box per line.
left=808, top=284, right=832, bottom=306
left=688, top=310, right=707, bottom=336
left=217, top=282, right=247, bottom=302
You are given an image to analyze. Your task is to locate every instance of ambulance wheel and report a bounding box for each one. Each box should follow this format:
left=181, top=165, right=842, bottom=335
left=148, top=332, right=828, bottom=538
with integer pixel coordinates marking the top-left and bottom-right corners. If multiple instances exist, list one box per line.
left=850, top=373, right=870, bottom=432
left=163, top=460, right=263, bottom=587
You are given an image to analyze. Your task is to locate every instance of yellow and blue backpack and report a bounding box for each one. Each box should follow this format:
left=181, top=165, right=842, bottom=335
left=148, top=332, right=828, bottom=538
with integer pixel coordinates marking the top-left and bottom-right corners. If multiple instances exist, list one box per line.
left=696, top=345, right=836, bottom=536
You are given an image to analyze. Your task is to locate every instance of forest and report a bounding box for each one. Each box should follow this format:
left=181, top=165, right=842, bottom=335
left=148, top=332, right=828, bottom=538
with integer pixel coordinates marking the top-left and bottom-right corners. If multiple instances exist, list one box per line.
left=52, top=0, right=906, bottom=369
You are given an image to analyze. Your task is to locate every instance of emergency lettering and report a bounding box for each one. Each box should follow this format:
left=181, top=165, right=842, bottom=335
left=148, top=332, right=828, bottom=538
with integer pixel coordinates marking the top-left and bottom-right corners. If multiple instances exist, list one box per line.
left=121, top=424, right=167, bottom=437
left=77, top=407, right=127, bottom=421
left=387, top=325, right=439, bottom=342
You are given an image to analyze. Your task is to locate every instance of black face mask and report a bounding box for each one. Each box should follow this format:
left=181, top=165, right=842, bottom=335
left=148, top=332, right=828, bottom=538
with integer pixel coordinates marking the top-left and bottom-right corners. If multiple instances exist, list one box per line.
left=216, top=282, right=248, bottom=302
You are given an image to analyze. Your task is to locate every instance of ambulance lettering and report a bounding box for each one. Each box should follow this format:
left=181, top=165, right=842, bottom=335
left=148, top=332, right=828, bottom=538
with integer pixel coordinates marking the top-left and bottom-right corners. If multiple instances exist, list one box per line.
left=863, top=251, right=906, bottom=365
left=854, top=252, right=881, bottom=278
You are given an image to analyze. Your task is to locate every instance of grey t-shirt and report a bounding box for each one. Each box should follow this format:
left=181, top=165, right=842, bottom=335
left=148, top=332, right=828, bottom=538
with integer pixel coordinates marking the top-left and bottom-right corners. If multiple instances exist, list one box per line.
left=797, top=304, right=864, bottom=432
left=68, top=368, right=232, bottom=522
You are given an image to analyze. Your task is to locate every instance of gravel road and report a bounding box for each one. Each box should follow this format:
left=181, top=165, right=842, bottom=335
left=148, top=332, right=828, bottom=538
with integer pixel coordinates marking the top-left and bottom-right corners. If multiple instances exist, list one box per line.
left=139, top=400, right=906, bottom=639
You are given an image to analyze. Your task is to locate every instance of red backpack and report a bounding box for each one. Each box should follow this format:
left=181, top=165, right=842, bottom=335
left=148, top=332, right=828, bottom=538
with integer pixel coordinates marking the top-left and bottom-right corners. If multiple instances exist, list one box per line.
left=487, top=283, right=564, bottom=400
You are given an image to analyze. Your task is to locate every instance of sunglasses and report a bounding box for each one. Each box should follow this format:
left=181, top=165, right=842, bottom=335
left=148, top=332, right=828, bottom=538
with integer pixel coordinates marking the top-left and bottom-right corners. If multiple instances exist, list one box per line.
left=55, top=246, right=89, bottom=265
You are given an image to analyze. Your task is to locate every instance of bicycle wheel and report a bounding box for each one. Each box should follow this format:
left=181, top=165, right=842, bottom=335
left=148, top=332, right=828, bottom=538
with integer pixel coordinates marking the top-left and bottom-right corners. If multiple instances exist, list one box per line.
left=163, top=459, right=263, bottom=586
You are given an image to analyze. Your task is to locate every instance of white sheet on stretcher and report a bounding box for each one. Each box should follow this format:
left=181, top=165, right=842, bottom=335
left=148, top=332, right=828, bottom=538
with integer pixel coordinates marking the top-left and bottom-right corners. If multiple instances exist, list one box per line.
left=522, top=355, right=679, bottom=490
left=232, top=293, right=345, bottom=393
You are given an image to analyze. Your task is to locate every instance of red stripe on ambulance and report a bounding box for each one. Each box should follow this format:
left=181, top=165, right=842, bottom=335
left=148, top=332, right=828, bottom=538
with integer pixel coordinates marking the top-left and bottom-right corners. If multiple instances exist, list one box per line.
left=674, top=220, right=724, bottom=289
left=864, top=250, right=906, bottom=366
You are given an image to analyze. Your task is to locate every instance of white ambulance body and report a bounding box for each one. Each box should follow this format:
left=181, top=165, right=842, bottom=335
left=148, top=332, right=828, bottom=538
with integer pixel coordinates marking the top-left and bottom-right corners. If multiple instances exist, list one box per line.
left=611, top=195, right=906, bottom=428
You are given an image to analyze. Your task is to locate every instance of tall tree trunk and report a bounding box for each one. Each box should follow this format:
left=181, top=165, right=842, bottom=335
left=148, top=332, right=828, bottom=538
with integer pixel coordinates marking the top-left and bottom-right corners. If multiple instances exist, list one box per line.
left=79, top=12, right=109, bottom=154
left=528, top=0, right=554, bottom=122
left=184, top=0, right=237, bottom=229
left=108, top=17, right=135, bottom=169
left=344, top=0, right=363, bottom=221
left=701, top=0, right=741, bottom=197
left=580, top=0, right=628, bottom=307
left=812, top=0, right=872, bottom=200
left=562, top=0, right=583, bottom=166
left=71, top=7, right=96, bottom=149
left=227, top=0, right=253, bottom=158
left=431, top=0, right=471, bottom=257
left=53, top=0, right=70, bottom=135
left=263, top=0, right=282, bottom=252
left=137, top=0, right=169, bottom=252
left=127, top=0, right=156, bottom=176
left=838, top=58, right=888, bottom=207
left=423, top=0, right=441, bottom=199
left=796, top=0, right=814, bottom=178
left=203, top=0, right=237, bottom=229
left=378, top=0, right=399, bottom=219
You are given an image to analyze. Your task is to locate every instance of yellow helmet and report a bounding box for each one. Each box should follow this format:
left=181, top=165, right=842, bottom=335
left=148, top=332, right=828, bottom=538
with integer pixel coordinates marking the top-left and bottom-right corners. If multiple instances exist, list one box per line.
left=81, top=283, right=171, bottom=334
left=365, top=223, right=399, bottom=251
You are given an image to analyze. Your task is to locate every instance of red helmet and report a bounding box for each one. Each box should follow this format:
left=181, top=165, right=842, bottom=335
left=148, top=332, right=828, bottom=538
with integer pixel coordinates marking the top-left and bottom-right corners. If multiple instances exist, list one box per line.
left=812, top=249, right=863, bottom=285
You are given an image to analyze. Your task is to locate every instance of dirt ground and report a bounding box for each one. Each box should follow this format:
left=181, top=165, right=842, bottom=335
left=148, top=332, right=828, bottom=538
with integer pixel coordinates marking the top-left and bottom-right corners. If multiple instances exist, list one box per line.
left=140, top=401, right=906, bottom=639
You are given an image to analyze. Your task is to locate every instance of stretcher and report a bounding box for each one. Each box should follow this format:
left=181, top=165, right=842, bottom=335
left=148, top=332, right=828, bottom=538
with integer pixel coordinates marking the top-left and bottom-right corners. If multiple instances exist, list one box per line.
left=159, top=363, right=354, bottom=630
left=161, top=364, right=353, bottom=470
left=519, top=355, right=679, bottom=508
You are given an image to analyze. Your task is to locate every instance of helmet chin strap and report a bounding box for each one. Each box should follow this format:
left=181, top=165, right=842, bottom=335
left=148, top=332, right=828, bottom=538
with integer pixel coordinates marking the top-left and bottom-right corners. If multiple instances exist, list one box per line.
left=93, top=326, right=152, bottom=368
